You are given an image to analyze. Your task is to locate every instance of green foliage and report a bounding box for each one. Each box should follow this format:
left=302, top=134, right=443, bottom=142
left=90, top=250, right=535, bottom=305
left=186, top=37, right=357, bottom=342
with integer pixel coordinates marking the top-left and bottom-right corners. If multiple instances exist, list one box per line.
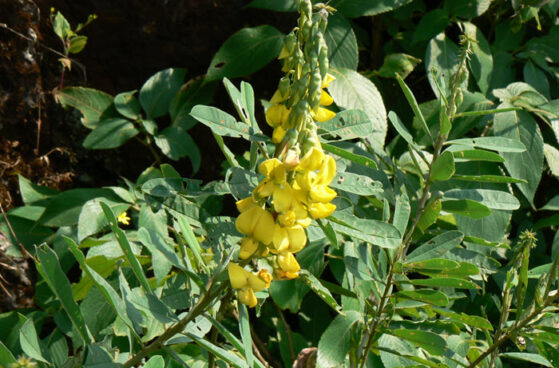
left=4, top=0, right=559, bottom=367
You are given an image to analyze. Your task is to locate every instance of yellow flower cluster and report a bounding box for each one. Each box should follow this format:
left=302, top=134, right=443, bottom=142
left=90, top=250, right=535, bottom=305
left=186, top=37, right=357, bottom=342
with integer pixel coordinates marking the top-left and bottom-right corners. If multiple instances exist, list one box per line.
left=228, top=146, right=337, bottom=307
left=228, top=0, right=337, bottom=308
left=265, top=74, right=336, bottom=144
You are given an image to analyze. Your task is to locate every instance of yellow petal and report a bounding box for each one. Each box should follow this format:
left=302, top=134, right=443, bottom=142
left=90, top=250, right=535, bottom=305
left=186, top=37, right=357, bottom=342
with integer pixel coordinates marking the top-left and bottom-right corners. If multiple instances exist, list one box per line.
left=278, top=211, right=296, bottom=227
left=270, top=89, right=288, bottom=104
left=239, top=237, right=259, bottom=259
left=228, top=263, right=249, bottom=289
left=310, top=185, right=337, bottom=203
left=238, top=288, right=258, bottom=308
left=319, top=90, right=334, bottom=106
left=273, top=185, right=293, bottom=213
left=312, top=107, right=336, bottom=122
left=287, top=225, right=306, bottom=253
left=258, top=269, right=273, bottom=288
left=272, top=224, right=290, bottom=253
left=254, top=179, right=275, bottom=197
left=265, top=105, right=290, bottom=128
left=236, top=197, right=257, bottom=213
left=247, top=273, right=267, bottom=292
left=298, top=147, right=324, bottom=172
left=258, top=158, right=283, bottom=177
left=272, top=126, right=287, bottom=144
left=235, top=206, right=261, bottom=235
left=253, top=209, right=275, bottom=245
left=322, top=73, right=336, bottom=88
left=318, top=155, right=337, bottom=185
left=309, top=202, right=336, bottom=219
left=295, top=171, right=316, bottom=191
left=277, top=252, right=300, bottom=273
left=297, top=216, right=312, bottom=228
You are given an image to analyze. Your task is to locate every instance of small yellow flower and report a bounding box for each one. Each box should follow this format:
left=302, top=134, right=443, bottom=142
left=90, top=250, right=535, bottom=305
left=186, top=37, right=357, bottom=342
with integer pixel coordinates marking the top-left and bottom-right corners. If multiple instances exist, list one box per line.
left=235, top=206, right=275, bottom=245
left=266, top=104, right=291, bottom=128
left=228, top=263, right=271, bottom=307
left=239, top=237, right=259, bottom=259
left=275, top=252, right=301, bottom=279
left=117, top=211, right=130, bottom=225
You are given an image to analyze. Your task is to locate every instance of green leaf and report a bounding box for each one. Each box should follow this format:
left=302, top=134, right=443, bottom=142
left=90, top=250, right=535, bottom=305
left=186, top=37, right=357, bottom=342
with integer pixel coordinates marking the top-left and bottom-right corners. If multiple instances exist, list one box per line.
left=65, top=236, right=139, bottom=339
left=68, top=35, right=88, bottom=54
left=452, top=174, right=526, bottom=184
left=53, top=11, right=70, bottom=40
left=393, top=191, right=410, bottom=238
left=416, top=199, right=441, bottom=234
left=18, top=175, right=59, bottom=206
left=464, top=22, right=493, bottom=94
left=409, top=277, right=479, bottom=289
left=54, top=87, right=117, bottom=129
left=190, top=105, right=250, bottom=139
left=444, top=188, right=520, bottom=210
left=391, top=329, right=447, bottom=355
left=246, top=0, right=296, bottom=11
left=206, top=25, right=283, bottom=82
left=501, top=352, right=552, bottom=367
left=299, top=270, right=341, bottom=313
left=494, top=107, right=543, bottom=205
left=412, top=9, right=449, bottom=43
left=170, top=78, right=215, bottom=130
left=0, top=341, right=17, bottom=366
left=394, top=289, right=449, bottom=307
left=83, top=118, right=139, bottom=149
left=388, top=111, right=416, bottom=147
left=446, top=136, right=527, bottom=152
left=101, top=202, right=153, bottom=293
left=432, top=307, right=493, bottom=330
left=541, top=195, right=559, bottom=210
left=325, top=13, right=358, bottom=70
left=404, top=258, right=461, bottom=271
left=329, top=68, right=387, bottom=147
left=451, top=148, right=504, bottom=162
left=425, top=32, right=465, bottom=98
left=187, top=332, right=249, bottom=368
left=396, top=74, right=432, bottom=141
left=155, top=126, right=201, bottom=170
left=144, top=355, right=165, bottom=368
left=331, top=212, right=401, bottom=249
left=524, top=61, right=551, bottom=99
left=442, top=199, right=491, bottom=219
left=332, top=0, right=414, bottom=17
left=139, top=68, right=186, bottom=119
left=35, top=244, right=92, bottom=344
left=330, top=172, right=383, bottom=196
left=493, top=82, right=548, bottom=107
left=238, top=304, right=254, bottom=368
left=377, top=53, right=421, bottom=79
left=38, top=188, right=121, bottom=227
left=319, top=109, right=374, bottom=141
left=445, top=0, right=491, bottom=18
left=77, top=198, right=128, bottom=242
left=114, top=90, right=141, bottom=120
left=544, top=143, right=559, bottom=177
left=430, top=151, right=455, bottom=182
left=407, top=231, right=464, bottom=262
left=316, top=311, right=361, bottom=367
left=19, top=318, right=49, bottom=364
left=322, top=143, right=378, bottom=169
left=83, top=345, right=119, bottom=367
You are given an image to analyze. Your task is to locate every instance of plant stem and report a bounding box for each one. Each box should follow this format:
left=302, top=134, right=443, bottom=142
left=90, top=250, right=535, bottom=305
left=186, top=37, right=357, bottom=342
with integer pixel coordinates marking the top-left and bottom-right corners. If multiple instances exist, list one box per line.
left=122, top=282, right=225, bottom=368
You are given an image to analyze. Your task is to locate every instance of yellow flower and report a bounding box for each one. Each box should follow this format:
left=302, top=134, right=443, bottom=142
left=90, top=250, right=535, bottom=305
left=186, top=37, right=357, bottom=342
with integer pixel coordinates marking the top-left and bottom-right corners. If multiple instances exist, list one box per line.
left=272, top=126, right=287, bottom=144
left=311, top=107, right=336, bottom=122
left=266, top=104, right=291, bottom=128
left=117, top=211, right=130, bottom=225
left=272, top=224, right=307, bottom=253
left=276, top=252, right=301, bottom=279
left=236, top=197, right=258, bottom=213
left=228, top=263, right=271, bottom=308
left=308, top=202, right=336, bottom=219
left=235, top=206, right=275, bottom=245
left=239, top=237, right=259, bottom=259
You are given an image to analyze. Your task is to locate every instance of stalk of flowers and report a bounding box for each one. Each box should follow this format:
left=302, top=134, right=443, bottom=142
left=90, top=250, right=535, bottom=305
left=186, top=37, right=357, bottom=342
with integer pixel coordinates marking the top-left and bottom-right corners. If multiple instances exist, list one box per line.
left=228, top=0, right=338, bottom=308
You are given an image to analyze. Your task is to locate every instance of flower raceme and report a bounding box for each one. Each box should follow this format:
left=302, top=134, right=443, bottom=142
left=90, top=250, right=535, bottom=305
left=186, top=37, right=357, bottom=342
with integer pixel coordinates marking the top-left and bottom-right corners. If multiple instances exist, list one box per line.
left=228, top=0, right=337, bottom=308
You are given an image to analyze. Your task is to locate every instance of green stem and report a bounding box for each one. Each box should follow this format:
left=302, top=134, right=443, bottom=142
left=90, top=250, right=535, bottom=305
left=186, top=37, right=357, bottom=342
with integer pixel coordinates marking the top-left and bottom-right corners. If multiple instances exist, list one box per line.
left=454, top=107, right=521, bottom=118
left=122, top=282, right=226, bottom=368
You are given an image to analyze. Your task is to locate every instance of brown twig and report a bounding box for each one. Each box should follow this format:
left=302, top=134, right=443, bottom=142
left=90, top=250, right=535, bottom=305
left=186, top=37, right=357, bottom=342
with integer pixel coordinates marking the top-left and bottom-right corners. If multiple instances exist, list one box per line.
left=0, top=204, right=32, bottom=259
